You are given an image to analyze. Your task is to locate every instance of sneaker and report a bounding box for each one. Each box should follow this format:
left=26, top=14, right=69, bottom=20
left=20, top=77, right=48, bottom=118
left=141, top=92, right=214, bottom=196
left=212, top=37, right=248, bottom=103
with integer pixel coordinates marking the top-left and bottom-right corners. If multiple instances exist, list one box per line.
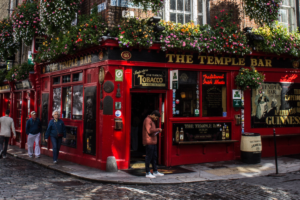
left=53, top=161, right=57, bottom=164
left=153, top=171, right=164, bottom=176
left=2, top=155, right=6, bottom=159
left=29, top=155, right=33, bottom=158
left=145, top=173, right=156, bottom=178
left=35, top=155, right=40, bottom=158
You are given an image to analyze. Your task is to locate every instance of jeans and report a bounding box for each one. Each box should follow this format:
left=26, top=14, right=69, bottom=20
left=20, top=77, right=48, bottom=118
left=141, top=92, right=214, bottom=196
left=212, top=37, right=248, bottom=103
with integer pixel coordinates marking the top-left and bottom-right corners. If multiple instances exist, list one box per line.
left=50, top=136, right=62, bottom=161
left=0, top=136, right=9, bottom=156
left=145, top=145, right=158, bottom=173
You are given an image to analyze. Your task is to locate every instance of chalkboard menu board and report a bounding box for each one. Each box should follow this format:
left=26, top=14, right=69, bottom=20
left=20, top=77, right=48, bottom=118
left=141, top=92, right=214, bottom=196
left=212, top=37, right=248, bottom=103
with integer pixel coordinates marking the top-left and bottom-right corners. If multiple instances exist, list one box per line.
left=61, top=126, right=77, bottom=148
left=173, top=123, right=231, bottom=144
left=203, top=86, right=223, bottom=116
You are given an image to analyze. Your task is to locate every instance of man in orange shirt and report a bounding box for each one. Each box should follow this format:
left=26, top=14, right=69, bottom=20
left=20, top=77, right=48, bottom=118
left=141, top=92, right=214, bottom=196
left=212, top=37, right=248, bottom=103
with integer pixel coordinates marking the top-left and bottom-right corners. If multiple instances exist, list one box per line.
left=142, top=110, right=164, bottom=178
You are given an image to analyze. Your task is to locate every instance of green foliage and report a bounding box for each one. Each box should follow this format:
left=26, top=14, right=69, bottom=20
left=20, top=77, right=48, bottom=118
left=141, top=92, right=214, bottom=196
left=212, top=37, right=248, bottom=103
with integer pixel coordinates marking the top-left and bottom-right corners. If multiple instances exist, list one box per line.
left=12, top=0, right=45, bottom=46
left=40, top=0, right=82, bottom=36
left=244, top=0, right=282, bottom=26
left=0, top=18, right=19, bottom=60
left=252, top=22, right=300, bottom=57
left=5, top=63, right=34, bottom=81
left=159, top=10, right=251, bottom=56
left=235, top=67, right=265, bottom=90
left=0, top=69, right=6, bottom=83
left=35, top=6, right=108, bottom=63
left=115, top=18, right=155, bottom=48
left=131, top=0, right=163, bottom=13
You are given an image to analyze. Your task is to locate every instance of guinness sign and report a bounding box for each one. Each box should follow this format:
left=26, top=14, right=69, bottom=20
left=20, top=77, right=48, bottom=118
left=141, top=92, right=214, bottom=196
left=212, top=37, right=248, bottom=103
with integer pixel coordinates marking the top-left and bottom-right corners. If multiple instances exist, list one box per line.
left=132, top=67, right=168, bottom=89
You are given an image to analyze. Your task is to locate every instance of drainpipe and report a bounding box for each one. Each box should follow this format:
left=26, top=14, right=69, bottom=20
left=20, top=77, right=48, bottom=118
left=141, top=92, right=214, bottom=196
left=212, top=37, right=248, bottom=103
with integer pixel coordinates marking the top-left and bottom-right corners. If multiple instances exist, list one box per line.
left=19, top=43, right=22, bottom=65
left=206, top=0, right=210, bottom=25
left=296, top=0, right=300, bottom=32
left=8, top=0, right=11, bottom=18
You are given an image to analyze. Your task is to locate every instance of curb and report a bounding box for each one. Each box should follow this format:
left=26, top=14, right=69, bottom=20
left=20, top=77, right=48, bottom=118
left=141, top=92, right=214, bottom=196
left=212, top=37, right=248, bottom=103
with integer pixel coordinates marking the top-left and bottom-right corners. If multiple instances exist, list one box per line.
left=8, top=152, right=290, bottom=185
left=8, top=152, right=211, bottom=185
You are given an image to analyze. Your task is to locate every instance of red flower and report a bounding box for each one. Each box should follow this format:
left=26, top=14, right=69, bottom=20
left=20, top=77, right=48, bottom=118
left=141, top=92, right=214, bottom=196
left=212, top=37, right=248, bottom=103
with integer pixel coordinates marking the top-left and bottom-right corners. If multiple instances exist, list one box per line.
left=215, top=16, right=218, bottom=19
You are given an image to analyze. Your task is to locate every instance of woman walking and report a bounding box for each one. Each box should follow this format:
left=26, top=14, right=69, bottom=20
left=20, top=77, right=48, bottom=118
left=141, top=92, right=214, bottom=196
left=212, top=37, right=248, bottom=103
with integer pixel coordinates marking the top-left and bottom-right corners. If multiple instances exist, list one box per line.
left=45, top=111, right=66, bottom=163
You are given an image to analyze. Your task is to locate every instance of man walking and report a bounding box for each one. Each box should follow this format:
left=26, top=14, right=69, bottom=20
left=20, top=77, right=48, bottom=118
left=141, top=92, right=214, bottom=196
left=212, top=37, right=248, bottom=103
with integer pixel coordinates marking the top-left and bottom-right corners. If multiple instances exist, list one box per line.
left=0, top=110, right=16, bottom=158
left=142, top=110, right=164, bottom=178
left=26, top=111, right=42, bottom=158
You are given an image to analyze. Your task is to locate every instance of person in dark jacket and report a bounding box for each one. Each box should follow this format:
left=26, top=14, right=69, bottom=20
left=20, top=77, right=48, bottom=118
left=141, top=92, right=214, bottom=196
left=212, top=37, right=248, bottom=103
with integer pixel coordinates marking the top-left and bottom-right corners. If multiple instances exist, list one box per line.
left=26, top=111, right=42, bottom=158
left=45, top=111, right=66, bottom=164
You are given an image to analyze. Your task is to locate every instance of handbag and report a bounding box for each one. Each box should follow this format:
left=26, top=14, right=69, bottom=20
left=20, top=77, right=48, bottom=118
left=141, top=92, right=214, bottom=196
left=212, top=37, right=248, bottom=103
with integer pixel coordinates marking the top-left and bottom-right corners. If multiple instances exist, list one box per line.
left=54, top=120, right=64, bottom=138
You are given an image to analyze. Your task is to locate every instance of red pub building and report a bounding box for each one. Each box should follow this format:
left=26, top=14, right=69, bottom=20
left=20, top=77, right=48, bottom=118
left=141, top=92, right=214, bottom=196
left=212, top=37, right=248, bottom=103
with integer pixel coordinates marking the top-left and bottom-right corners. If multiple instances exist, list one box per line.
left=1, top=39, right=300, bottom=170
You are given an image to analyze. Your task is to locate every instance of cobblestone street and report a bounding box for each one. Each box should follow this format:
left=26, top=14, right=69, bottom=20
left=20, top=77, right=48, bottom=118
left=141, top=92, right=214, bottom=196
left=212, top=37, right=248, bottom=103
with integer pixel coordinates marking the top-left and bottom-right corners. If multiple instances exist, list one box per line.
left=0, top=155, right=299, bottom=200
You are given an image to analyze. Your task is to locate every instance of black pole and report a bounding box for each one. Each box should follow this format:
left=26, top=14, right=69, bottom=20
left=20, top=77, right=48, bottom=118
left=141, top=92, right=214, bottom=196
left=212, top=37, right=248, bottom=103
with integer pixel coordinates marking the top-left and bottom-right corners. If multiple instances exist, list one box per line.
left=273, top=128, right=278, bottom=174
left=296, top=0, right=300, bottom=32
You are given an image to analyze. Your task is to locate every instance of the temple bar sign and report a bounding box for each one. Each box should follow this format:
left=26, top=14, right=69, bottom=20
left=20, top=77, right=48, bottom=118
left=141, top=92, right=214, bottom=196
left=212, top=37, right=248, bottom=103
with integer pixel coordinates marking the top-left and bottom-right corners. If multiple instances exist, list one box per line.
left=166, top=54, right=272, bottom=67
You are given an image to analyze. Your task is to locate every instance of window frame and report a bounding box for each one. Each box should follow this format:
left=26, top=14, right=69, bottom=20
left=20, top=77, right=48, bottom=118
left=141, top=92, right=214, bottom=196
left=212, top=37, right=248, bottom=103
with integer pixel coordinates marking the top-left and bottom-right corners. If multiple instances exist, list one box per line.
left=172, top=70, right=229, bottom=118
left=278, top=0, right=297, bottom=31
left=163, top=0, right=206, bottom=25
left=51, top=71, right=84, bottom=121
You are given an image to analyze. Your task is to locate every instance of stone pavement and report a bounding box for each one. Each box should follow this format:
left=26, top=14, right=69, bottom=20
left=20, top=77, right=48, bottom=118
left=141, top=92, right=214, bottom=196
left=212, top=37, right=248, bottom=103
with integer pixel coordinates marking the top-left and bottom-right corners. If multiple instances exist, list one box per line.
left=7, top=145, right=300, bottom=185
left=0, top=154, right=299, bottom=199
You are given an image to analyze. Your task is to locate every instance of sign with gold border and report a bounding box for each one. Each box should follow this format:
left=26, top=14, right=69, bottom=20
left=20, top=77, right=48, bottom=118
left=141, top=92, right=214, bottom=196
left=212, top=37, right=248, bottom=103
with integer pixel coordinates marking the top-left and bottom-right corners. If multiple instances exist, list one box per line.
left=121, top=51, right=132, bottom=60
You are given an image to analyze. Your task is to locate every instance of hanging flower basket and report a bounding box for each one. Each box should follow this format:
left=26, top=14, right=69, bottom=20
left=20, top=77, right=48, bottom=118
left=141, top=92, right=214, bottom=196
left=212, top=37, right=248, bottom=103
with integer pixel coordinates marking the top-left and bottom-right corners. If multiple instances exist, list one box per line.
left=5, top=63, right=34, bottom=82
left=11, top=0, right=45, bottom=46
left=243, top=0, right=281, bottom=26
left=0, top=18, right=19, bottom=60
left=235, top=66, right=265, bottom=90
left=35, top=6, right=108, bottom=63
left=40, top=0, right=83, bottom=35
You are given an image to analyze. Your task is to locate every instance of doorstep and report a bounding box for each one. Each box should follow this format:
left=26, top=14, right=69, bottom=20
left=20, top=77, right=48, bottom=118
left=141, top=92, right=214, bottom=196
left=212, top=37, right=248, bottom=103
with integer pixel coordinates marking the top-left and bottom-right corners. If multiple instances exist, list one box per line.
left=6, top=145, right=300, bottom=185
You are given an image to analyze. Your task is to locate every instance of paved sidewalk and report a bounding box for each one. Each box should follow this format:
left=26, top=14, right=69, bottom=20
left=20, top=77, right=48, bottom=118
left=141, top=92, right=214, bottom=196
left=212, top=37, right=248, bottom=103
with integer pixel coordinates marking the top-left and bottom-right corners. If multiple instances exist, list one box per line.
left=7, top=145, right=300, bottom=185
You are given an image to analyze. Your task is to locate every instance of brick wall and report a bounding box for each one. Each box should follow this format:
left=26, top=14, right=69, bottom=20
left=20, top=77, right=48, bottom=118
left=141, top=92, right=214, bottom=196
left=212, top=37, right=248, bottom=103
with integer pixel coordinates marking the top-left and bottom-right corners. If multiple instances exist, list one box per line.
left=0, top=0, right=9, bottom=20
left=80, top=0, right=155, bottom=27
left=210, top=0, right=258, bottom=29
left=79, top=0, right=260, bottom=29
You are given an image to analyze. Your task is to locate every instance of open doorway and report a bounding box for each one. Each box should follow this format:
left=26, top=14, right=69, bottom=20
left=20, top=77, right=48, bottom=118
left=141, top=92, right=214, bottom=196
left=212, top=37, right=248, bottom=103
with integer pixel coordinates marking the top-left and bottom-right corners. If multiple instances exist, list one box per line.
left=130, top=93, right=160, bottom=168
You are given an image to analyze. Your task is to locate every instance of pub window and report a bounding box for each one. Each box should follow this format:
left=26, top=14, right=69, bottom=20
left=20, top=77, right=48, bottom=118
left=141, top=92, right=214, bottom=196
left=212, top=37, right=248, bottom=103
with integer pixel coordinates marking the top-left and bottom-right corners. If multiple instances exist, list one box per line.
left=72, top=85, right=83, bottom=119
left=62, top=87, right=72, bottom=118
left=173, top=71, right=199, bottom=117
left=202, top=72, right=227, bottom=117
left=27, top=99, right=30, bottom=118
left=53, top=88, right=61, bottom=114
left=52, top=85, right=83, bottom=120
left=16, top=93, right=22, bottom=128
left=161, top=0, right=206, bottom=25
left=170, top=0, right=192, bottom=24
left=73, top=73, right=83, bottom=82
left=53, top=77, right=60, bottom=85
left=62, top=75, right=71, bottom=83
left=278, top=0, right=296, bottom=32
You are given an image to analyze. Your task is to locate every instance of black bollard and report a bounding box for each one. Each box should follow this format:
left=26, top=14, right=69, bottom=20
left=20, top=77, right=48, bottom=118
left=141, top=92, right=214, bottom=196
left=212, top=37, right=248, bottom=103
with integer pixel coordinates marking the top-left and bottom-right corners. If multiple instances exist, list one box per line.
left=273, top=128, right=278, bottom=174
